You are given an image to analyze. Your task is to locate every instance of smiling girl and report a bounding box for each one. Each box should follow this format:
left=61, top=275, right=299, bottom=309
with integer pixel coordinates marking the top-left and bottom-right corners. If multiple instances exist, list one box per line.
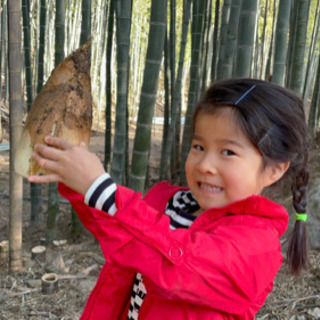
left=28, top=78, right=309, bottom=319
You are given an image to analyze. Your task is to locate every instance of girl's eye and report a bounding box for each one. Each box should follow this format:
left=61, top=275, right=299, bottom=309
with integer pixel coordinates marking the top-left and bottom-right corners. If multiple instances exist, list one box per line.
left=221, top=149, right=236, bottom=156
left=193, top=144, right=204, bottom=151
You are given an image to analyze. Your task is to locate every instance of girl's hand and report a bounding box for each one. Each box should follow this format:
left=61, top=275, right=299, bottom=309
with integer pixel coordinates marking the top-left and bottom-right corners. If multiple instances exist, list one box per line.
left=28, top=136, right=106, bottom=195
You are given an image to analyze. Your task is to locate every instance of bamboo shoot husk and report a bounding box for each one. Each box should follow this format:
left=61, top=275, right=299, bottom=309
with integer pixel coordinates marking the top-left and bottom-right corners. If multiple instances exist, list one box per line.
left=15, top=40, right=92, bottom=177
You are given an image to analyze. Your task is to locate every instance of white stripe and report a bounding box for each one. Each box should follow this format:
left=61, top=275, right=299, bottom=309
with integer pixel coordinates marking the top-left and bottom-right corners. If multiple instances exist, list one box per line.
left=182, top=192, right=196, bottom=205
left=95, top=183, right=117, bottom=211
left=84, top=173, right=111, bottom=205
left=172, top=191, right=188, bottom=209
left=128, top=309, right=139, bottom=320
left=134, top=295, right=143, bottom=305
left=132, top=283, right=139, bottom=292
left=108, top=203, right=117, bottom=216
left=130, top=311, right=139, bottom=320
left=166, top=209, right=193, bottom=227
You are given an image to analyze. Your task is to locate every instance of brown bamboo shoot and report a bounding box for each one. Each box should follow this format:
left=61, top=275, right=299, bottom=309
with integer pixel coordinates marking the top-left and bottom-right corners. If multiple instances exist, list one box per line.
left=15, top=40, right=92, bottom=177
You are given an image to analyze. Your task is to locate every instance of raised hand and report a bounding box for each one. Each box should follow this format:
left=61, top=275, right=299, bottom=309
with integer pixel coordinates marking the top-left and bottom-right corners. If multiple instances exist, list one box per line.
left=28, top=136, right=106, bottom=195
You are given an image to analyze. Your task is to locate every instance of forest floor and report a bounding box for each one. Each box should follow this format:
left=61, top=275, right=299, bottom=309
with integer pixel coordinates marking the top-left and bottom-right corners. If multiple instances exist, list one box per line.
left=0, top=122, right=320, bottom=320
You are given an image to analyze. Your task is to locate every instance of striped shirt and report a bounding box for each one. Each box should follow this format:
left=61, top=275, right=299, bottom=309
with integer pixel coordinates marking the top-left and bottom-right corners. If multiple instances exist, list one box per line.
left=85, top=173, right=200, bottom=320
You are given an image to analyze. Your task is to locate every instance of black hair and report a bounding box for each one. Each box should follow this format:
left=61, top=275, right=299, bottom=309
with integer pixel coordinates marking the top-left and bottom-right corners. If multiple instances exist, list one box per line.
left=193, top=78, right=309, bottom=275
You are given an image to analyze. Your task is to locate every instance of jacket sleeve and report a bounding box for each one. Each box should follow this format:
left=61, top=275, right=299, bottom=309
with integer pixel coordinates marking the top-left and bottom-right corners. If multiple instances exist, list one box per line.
left=59, top=182, right=282, bottom=315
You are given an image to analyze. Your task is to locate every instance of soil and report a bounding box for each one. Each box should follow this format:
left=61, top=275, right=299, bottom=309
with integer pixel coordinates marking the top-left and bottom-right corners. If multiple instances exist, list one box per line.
left=0, top=122, right=320, bottom=320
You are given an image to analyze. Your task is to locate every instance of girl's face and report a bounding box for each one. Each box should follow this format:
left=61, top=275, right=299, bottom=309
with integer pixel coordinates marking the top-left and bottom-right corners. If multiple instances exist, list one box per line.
left=185, top=108, right=281, bottom=212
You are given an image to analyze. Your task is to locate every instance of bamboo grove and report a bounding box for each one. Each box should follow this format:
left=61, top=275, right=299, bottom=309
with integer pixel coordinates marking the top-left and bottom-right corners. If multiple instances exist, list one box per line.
left=1, top=0, right=320, bottom=271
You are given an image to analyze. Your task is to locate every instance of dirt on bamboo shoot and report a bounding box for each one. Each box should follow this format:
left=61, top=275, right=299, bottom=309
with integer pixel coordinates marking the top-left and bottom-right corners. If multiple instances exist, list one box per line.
left=15, top=41, right=92, bottom=177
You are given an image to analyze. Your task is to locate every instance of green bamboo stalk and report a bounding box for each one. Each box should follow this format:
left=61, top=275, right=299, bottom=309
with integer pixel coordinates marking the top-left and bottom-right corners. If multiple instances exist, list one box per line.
left=170, top=0, right=176, bottom=102
left=162, top=31, right=170, bottom=180
left=288, top=0, right=311, bottom=95
left=31, top=1, right=39, bottom=95
left=169, top=0, right=177, bottom=174
left=129, top=0, right=167, bottom=192
left=264, top=0, right=277, bottom=81
left=47, top=182, right=60, bottom=241
left=160, top=0, right=191, bottom=181
left=45, top=4, right=55, bottom=79
left=180, top=0, right=206, bottom=186
left=303, top=0, right=320, bottom=101
left=110, top=0, right=132, bottom=185
left=272, top=0, right=292, bottom=85
left=74, top=0, right=91, bottom=238
left=211, top=0, right=220, bottom=81
left=46, top=0, right=66, bottom=242
left=80, top=0, right=91, bottom=45
left=286, top=0, right=297, bottom=87
left=29, top=0, right=47, bottom=224
left=308, top=54, right=320, bottom=135
left=104, top=0, right=115, bottom=172
left=22, top=0, right=33, bottom=111
left=217, top=0, right=231, bottom=80
left=37, top=0, right=46, bottom=94
left=201, top=0, right=212, bottom=90
left=91, top=1, right=103, bottom=98
left=259, top=0, right=268, bottom=78
left=55, top=0, right=65, bottom=65
left=234, top=0, right=258, bottom=77
left=221, top=0, right=241, bottom=79
left=97, top=2, right=108, bottom=118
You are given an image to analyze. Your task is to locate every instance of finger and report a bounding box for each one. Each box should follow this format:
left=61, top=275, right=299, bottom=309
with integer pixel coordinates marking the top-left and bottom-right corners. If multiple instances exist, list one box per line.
left=34, top=144, right=64, bottom=161
left=28, top=173, right=61, bottom=184
left=32, top=152, right=61, bottom=173
left=44, top=136, right=76, bottom=150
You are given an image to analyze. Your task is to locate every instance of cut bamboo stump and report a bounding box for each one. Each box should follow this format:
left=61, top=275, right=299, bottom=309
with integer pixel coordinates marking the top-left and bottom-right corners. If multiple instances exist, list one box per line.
left=31, top=245, right=46, bottom=262
left=53, top=239, right=67, bottom=247
left=41, top=273, right=59, bottom=294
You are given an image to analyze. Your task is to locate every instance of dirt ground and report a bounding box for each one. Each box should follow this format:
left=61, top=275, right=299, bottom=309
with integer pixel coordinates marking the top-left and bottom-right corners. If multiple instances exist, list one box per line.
left=0, top=124, right=320, bottom=320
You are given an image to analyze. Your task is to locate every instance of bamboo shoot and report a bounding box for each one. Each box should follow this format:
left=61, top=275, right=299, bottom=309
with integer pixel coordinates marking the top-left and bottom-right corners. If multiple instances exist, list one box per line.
left=15, top=41, right=92, bottom=177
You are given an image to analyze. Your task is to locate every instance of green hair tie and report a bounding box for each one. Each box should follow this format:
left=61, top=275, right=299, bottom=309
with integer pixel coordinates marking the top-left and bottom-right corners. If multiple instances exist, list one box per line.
left=295, top=213, right=307, bottom=222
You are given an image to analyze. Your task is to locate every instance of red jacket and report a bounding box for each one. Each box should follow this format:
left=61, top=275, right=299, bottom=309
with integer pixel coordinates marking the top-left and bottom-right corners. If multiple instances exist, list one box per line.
left=58, top=181, right=288, bottom=320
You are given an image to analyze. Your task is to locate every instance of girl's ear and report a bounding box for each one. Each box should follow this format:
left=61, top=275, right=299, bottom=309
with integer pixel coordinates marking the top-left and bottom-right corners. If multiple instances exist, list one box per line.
left=265, top=161, right=290, bottom=187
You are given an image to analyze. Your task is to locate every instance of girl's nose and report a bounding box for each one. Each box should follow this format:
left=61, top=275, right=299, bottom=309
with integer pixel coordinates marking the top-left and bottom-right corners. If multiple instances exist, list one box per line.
left=197, top=154, right=217, bottom=174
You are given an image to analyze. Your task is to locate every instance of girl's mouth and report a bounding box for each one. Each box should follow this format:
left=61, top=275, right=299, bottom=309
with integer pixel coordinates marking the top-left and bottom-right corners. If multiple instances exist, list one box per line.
left=198, top=182, right=223, bottom=192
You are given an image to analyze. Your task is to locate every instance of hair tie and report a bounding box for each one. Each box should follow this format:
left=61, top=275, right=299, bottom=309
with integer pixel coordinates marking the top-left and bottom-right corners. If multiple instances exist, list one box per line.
left=295, top=213, right=307, bottom=222
left=234, top=84, right=256, bottom=105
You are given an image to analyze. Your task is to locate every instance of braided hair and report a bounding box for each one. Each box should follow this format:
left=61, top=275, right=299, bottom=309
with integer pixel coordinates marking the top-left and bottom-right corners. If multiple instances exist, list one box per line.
left=193, top=78, right=309, bottom=275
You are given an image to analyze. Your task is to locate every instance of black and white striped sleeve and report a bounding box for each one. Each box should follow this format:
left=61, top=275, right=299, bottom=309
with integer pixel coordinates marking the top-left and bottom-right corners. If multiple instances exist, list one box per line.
left=84, top=173, right=118, bottom=216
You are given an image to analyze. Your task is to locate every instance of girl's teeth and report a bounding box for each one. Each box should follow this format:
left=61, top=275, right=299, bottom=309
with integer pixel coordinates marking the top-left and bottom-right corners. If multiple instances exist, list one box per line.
left=200, top=183, right=221, bottom=191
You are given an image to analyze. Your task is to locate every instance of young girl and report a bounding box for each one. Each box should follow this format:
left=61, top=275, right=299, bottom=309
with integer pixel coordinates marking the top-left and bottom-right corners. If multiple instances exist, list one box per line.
left=29, top=78, right=309, bottom=319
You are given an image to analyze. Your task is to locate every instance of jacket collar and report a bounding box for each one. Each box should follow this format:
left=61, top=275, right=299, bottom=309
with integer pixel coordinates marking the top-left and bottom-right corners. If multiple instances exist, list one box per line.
left=188, top=195, right=289, bottom=237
